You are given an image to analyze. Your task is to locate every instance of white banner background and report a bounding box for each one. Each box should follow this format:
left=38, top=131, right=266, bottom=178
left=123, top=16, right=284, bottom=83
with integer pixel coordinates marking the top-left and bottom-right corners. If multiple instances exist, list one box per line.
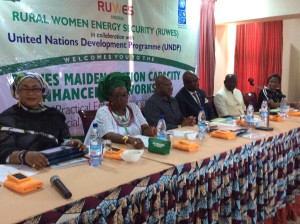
left=0, top=0, right=200, bottom=135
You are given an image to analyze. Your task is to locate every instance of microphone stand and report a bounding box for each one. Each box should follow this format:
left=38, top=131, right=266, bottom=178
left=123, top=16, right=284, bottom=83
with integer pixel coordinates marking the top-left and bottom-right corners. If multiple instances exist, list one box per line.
left=248, top=79, right=273, bottom=131
left=255, top=108, right=274, bottom=131
left=250, top=83, right=265, bottom=90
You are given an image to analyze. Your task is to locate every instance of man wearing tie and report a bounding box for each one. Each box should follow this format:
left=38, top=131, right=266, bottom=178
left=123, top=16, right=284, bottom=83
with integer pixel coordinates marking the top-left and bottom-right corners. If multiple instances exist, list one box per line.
left=175, top=71, right=215, bottom=121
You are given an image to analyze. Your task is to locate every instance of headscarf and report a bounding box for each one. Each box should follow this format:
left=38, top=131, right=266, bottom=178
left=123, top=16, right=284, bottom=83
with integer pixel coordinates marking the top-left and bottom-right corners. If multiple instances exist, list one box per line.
left=97, top=72, right=131, bottom=102
left=10, top=72, right=50, bottom=100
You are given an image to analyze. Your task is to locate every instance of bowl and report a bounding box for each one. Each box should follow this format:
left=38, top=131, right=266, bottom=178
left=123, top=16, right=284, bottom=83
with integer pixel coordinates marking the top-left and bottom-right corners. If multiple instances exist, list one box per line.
left=121, top=150, right=144, bottom=163
left=184, top=131, right=197, bottom=140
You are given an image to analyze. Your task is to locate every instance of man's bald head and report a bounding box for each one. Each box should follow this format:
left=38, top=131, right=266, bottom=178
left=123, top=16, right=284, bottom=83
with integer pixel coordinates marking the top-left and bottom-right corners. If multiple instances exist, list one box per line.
left=182, top=71, right=199, bottom=92
left=155, top=75, right=169, bottom=86
left=224, top=74, right=237, bottom=92
left=155, top=75, right=173, bottom=98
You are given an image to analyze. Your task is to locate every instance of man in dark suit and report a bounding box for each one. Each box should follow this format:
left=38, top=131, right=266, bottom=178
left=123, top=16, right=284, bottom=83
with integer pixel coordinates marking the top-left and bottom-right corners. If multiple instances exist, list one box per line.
left=175, top=71, right=215, bottom=121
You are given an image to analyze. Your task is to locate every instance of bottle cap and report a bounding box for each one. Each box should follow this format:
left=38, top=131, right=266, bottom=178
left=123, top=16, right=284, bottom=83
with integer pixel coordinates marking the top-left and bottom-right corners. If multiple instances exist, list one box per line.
left=92, top=123, right=98, bottom=128
left=159, top=115, right=164, bottom=119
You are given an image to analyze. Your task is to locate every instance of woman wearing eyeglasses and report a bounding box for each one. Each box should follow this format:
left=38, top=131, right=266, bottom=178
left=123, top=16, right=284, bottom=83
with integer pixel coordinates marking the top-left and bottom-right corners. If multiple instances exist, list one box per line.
left=0, top=72, right=86, bottom=168
left=84, top=72, right=155, bottom=149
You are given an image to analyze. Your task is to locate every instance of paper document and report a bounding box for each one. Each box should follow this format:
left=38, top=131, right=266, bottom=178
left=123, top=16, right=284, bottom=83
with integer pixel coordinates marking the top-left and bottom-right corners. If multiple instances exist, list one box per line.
left=173, top=130, right=195, bottom=137
left=240, top=132, right=266, bottom=139
left=210, top=122, right=237, bottom=127
left=134, top=135, right=149, bottom=148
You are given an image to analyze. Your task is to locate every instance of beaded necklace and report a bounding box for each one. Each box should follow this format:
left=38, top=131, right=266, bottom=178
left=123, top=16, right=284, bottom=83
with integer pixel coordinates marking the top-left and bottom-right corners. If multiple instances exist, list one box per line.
left=20, top=103, right=46, bottom=113
left=109, top=104, right=134, bottom=134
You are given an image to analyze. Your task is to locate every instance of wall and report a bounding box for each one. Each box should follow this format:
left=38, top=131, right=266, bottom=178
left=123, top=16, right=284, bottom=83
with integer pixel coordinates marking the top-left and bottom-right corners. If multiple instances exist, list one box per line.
left=215, top=0, right=300, bottom=25
left=214, top=0, right=300, bottom=101
left=215, top=20, right=300, bottom=100
left=282, top=19, right=300, bottom=102
left=214, top=24, right=236, bottom=95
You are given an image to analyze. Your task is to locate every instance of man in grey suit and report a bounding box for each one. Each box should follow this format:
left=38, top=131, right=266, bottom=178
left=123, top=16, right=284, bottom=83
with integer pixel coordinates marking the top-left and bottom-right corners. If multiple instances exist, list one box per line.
left=144, top=75, right=195, bottom=130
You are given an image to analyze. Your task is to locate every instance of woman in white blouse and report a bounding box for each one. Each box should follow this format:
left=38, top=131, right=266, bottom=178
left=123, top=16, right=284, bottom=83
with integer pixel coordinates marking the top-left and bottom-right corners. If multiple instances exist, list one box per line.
left=84, top=72, right=155, bottom=149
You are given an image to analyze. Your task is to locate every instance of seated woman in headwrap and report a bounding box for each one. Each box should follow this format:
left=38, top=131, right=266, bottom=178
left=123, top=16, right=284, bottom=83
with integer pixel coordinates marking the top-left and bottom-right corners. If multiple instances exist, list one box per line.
left=258, top=74, right=299, bottom=109
left=0, top=72, right=86, bottom=169
left=84, top=72, right=155, bottom=149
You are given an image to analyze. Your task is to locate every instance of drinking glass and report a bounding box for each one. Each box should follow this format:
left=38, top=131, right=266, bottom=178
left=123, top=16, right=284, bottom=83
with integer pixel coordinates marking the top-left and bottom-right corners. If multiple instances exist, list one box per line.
left=166, top=130, right=174, bottom=144
left=101, top=139, right=112, bottom=161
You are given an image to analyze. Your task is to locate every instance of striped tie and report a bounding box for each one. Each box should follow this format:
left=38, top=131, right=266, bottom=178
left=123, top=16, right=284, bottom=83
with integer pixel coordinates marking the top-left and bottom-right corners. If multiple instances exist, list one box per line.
left=193, top=92, right=201, bottom=106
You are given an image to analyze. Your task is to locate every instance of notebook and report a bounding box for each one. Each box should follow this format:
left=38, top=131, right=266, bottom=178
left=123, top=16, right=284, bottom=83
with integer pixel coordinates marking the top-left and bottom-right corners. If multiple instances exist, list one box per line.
left=41, top=146, right=86, bottom=165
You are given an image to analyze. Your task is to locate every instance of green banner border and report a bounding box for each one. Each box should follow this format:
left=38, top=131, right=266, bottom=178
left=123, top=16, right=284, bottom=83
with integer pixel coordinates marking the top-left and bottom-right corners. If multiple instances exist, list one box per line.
left=0, top=53, right=195, bottom=76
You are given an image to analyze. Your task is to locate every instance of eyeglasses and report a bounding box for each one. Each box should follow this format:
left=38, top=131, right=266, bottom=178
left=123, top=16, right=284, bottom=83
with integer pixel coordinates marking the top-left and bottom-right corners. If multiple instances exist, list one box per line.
left=18, top=88, right=42, bottom=94
left=110, top=94, right=130, bottom=101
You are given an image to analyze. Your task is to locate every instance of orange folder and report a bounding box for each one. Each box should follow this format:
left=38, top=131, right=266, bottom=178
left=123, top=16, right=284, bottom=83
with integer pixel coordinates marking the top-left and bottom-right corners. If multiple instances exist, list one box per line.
left=104, top=148, right=126, bottom=160
left=4, top=173, right=43, bottom=194
left=210, top=130, right=236, bottom=140
left=269, top=115, right=284, bottom=122
left=236, top=119, right=246, bottom=127
left=287, top=111, right=300, bottom=116
left=172, top=140, right=199, bottom=152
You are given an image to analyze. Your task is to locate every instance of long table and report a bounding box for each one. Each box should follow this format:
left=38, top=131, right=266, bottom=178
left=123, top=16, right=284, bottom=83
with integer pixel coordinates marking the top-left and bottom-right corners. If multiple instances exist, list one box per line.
left=1, top=116, right=300, bottom=223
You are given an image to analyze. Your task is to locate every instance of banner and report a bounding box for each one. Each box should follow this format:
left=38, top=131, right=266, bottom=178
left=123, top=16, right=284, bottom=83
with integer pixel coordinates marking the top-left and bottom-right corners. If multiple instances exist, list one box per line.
left=0, top=0, right=201, bottom=135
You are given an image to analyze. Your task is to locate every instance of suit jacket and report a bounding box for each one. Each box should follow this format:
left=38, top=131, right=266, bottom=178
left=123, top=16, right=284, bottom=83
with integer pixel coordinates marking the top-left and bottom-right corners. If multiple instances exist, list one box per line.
left=175, top=87, right=215, bottom=121
left=214, top=86, right=245, bottom=117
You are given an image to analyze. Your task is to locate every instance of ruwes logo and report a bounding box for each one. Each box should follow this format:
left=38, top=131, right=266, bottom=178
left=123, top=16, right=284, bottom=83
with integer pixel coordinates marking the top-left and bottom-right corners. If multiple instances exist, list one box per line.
left=97, top=1, right=134, bottom=16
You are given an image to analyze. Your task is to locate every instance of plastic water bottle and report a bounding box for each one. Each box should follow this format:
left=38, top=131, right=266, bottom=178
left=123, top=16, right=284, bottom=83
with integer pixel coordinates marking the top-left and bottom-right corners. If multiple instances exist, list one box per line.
left=246, top=102, right=255, bottom=130
left=89, top=123, right=102, bottom=167
left=196, top=108, right=206, bottom=139
left=156, top=115, right=167, bottom=140
left=280, top=97, right=288, bottom=118
left=260, top=100, right=268, bottom=124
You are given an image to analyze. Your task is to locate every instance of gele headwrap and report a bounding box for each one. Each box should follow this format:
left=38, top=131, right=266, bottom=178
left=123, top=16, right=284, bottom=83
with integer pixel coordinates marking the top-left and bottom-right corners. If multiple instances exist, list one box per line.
left=97, top=72, right=131, bottom=102
left=10, top=72, right=50, bottom=100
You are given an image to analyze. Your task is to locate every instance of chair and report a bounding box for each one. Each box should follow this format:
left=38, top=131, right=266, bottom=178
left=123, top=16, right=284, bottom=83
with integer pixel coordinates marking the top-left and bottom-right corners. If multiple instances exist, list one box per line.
left=206, top=95, right=218, bottom=117
left=78, top=110, right=97, bottom=135
left=243, top=92, right=259, bottom=112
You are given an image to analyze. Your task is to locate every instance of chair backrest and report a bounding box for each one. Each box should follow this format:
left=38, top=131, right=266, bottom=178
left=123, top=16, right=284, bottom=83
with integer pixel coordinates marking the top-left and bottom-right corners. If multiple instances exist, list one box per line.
left=243, top=92, right=259, bottom=112
left=78, top=110, right=97, bottom=135
left=206, top=95, right=218, bottom=117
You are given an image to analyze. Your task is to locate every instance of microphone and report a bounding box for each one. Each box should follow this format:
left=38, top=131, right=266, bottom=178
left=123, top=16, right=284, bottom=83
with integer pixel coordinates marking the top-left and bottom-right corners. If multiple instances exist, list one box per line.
left=247, top=77, right=264, bottom=89
left=248, top=78, right=254, bottom=86
left=50, top=175, right=72, bottom=199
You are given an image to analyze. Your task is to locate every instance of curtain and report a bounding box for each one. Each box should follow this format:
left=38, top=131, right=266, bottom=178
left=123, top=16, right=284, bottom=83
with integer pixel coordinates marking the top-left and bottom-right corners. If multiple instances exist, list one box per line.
left=234, top=21, right=283, bottom=97
left=199, top=0, right=216, bottom=96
